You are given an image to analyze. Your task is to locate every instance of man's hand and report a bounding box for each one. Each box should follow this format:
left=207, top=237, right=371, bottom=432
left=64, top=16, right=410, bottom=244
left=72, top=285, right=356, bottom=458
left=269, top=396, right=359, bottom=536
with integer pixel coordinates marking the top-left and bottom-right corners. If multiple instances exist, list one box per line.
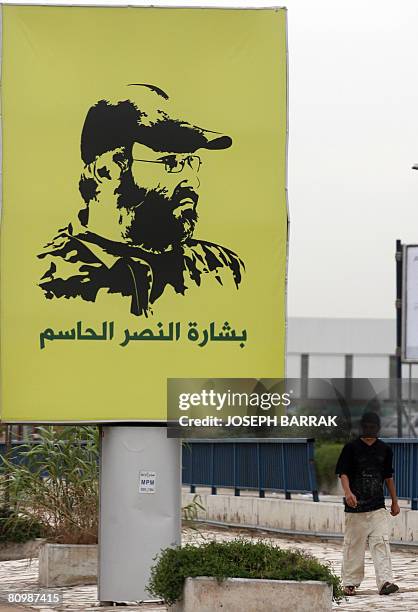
left=390, top=501, right=400, bottom=516
left=385, top=478, right=400, bottom=516
left=345, top=491, right=358, bottom=508
left=340, top=475, right=357, bottom=508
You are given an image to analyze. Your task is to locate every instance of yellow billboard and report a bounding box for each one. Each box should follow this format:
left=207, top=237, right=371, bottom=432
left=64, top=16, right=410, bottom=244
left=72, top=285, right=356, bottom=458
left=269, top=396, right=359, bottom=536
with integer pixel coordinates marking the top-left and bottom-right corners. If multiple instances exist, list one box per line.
left=1, top=6, right=288, bottom=422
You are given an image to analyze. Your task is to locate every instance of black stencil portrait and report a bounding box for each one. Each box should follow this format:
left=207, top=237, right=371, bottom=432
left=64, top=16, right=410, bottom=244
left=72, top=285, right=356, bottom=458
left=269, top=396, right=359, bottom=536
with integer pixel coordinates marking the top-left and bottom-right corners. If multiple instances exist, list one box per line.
left=38, top=84, right=245, bottom=316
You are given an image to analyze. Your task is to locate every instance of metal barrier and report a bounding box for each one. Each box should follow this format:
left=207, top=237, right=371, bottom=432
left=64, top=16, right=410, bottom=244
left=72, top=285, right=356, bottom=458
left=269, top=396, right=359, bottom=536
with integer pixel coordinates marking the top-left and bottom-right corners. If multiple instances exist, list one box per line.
left=0, top=441, right=92, bottom=477
left=3, top=438, right=417, bottom=508
left=382, top=438, right=418, bottom=510
left=0, top=442, right=32, bottom=466
left=182, top=439, right=319, bottom=501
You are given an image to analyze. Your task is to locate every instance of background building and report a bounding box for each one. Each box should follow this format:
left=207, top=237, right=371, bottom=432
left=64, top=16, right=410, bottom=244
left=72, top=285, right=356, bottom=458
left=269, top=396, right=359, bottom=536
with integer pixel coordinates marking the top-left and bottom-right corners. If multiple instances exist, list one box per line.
left=287, top=317, right=418, bottom=378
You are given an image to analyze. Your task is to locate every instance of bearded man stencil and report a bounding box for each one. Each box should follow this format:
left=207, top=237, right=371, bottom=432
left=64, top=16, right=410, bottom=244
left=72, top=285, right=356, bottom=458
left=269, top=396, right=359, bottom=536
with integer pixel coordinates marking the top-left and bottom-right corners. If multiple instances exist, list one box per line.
left=37, top=84, right=244, bottom=316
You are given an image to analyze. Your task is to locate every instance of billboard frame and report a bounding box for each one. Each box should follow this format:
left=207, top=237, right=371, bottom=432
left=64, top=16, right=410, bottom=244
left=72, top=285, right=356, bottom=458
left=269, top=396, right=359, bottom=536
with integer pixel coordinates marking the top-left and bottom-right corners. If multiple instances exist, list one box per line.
left=401, top=243, right=418, bottom=363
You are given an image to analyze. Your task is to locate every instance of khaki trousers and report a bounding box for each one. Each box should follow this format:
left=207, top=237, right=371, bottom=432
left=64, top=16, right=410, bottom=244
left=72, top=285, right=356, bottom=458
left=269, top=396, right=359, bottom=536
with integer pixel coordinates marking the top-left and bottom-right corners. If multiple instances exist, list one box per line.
left=342, top=508, right=393, bottom=590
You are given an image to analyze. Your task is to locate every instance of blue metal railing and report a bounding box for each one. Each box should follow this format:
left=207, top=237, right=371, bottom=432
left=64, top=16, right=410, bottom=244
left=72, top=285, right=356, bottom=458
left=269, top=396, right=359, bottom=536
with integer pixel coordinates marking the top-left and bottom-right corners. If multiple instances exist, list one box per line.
left=0, top=442, right=34, bottom=467
left=0, top=441, right=94, bottom=477
left=182, top=438, right=319, bottom=501
left=382, top=438, right=418, bottom=510
left=2, top=438, right=417, bottom=509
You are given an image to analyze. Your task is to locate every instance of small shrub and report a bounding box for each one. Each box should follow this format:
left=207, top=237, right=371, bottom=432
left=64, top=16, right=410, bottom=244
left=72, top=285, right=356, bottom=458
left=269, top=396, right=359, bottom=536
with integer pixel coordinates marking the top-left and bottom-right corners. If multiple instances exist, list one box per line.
left=147, top=539, right=344, bottom=605
left=315, top=442, right=344, bottom=493
left=0, top=507, right=44, bottom=543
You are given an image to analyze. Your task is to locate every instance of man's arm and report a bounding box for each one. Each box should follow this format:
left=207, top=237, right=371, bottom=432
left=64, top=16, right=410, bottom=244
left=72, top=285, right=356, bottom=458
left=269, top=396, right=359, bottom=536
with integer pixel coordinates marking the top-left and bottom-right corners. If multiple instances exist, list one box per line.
left=384, top=447, right=399, bottom=516
left=340, top=474, right=357, bottom=508
left=335, top=443, right=357, bottom=508
left=385, top=477, right=400, bottom=516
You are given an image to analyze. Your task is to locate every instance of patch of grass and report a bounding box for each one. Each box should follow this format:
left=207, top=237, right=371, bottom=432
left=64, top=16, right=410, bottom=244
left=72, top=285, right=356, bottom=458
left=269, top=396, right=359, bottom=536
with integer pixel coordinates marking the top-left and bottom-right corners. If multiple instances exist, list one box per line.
left=147, top=539, right=344, bottom=605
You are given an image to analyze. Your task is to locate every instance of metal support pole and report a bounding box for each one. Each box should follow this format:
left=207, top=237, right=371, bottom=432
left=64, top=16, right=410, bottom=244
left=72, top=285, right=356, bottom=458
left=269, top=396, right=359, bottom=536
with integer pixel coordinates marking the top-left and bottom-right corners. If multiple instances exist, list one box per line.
left=344, top=354, right=353, bottom=430
left=344, top=354, right=353, bottom=383
left=396, top=240, right=403, bottom=437
left=412, top=443, right=418, bottom=511
left=4, top=425, right=12, bottom=507
left=408, top=364, right=413, bottom=436
left=301, top=354, right=309, bottom=400
left=5, top=425, right=12, bottom=453
left=389, top=355, right=397, bottom=400
left=99, top=426, right=181, bottom=602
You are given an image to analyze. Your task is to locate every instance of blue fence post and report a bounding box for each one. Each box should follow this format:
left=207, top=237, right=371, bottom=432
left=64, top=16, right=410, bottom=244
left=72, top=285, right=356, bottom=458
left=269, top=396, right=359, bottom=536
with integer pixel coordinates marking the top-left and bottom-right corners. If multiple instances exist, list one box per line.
left=257, top=443, right=265, bottom=498
left=234, top=443, right=240, bottom=496
left=211, top=443, right=216, bottom=495
left=412, top=443, right=418, bottom=511
left=190, top=444, right=195, bottom=494
left=281, top=443, right=290, bottom=499
left=307, top=439, right=319, bottom=502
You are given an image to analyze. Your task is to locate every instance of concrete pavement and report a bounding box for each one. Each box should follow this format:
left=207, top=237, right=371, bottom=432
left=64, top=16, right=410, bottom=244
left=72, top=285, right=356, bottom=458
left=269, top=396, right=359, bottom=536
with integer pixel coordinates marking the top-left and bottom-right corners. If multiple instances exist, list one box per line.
left=0, top=525, right=417, bottom=611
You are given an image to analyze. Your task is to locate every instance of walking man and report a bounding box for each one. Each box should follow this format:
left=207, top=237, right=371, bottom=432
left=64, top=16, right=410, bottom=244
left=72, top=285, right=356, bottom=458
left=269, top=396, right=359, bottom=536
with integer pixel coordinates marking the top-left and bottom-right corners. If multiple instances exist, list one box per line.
left=335, top=411, right=400, bottom=596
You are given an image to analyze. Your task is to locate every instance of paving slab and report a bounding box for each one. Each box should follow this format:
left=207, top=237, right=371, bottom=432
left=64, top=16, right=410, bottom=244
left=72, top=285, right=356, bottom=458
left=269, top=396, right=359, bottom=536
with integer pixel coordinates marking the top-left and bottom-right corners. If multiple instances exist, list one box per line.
left=0, top=607, right=36, bottom=612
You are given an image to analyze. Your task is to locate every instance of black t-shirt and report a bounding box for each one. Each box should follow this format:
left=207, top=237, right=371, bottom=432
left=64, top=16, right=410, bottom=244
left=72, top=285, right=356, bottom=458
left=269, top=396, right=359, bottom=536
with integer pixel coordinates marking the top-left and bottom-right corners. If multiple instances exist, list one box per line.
left=335, top=438, right=393, bottom=513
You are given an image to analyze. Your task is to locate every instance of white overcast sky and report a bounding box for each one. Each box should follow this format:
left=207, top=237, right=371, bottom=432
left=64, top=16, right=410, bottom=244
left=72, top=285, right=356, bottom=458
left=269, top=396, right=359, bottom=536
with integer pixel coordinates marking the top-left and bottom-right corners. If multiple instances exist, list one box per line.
left=7, top=0, right=418, bottom=319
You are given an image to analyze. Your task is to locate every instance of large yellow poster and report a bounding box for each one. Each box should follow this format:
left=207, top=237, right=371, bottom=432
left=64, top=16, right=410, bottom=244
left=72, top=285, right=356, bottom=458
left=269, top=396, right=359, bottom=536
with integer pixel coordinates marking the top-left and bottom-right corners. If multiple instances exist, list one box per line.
left=1, top=6, right=288, bottom=422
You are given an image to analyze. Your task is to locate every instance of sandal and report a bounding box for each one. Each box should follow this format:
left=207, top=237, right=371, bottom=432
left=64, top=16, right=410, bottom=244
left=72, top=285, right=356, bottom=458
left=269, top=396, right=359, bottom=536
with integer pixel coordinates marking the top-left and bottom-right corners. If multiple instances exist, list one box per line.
left=343, top=586, right=356, bottom=596
left=379, top=582, right=399, bottom=595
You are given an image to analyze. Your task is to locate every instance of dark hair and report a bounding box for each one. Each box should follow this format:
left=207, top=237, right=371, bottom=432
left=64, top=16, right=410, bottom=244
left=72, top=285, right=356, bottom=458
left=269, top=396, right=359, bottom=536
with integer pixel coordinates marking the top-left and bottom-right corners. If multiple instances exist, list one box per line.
left=360, top=411, right=381, bottom=427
